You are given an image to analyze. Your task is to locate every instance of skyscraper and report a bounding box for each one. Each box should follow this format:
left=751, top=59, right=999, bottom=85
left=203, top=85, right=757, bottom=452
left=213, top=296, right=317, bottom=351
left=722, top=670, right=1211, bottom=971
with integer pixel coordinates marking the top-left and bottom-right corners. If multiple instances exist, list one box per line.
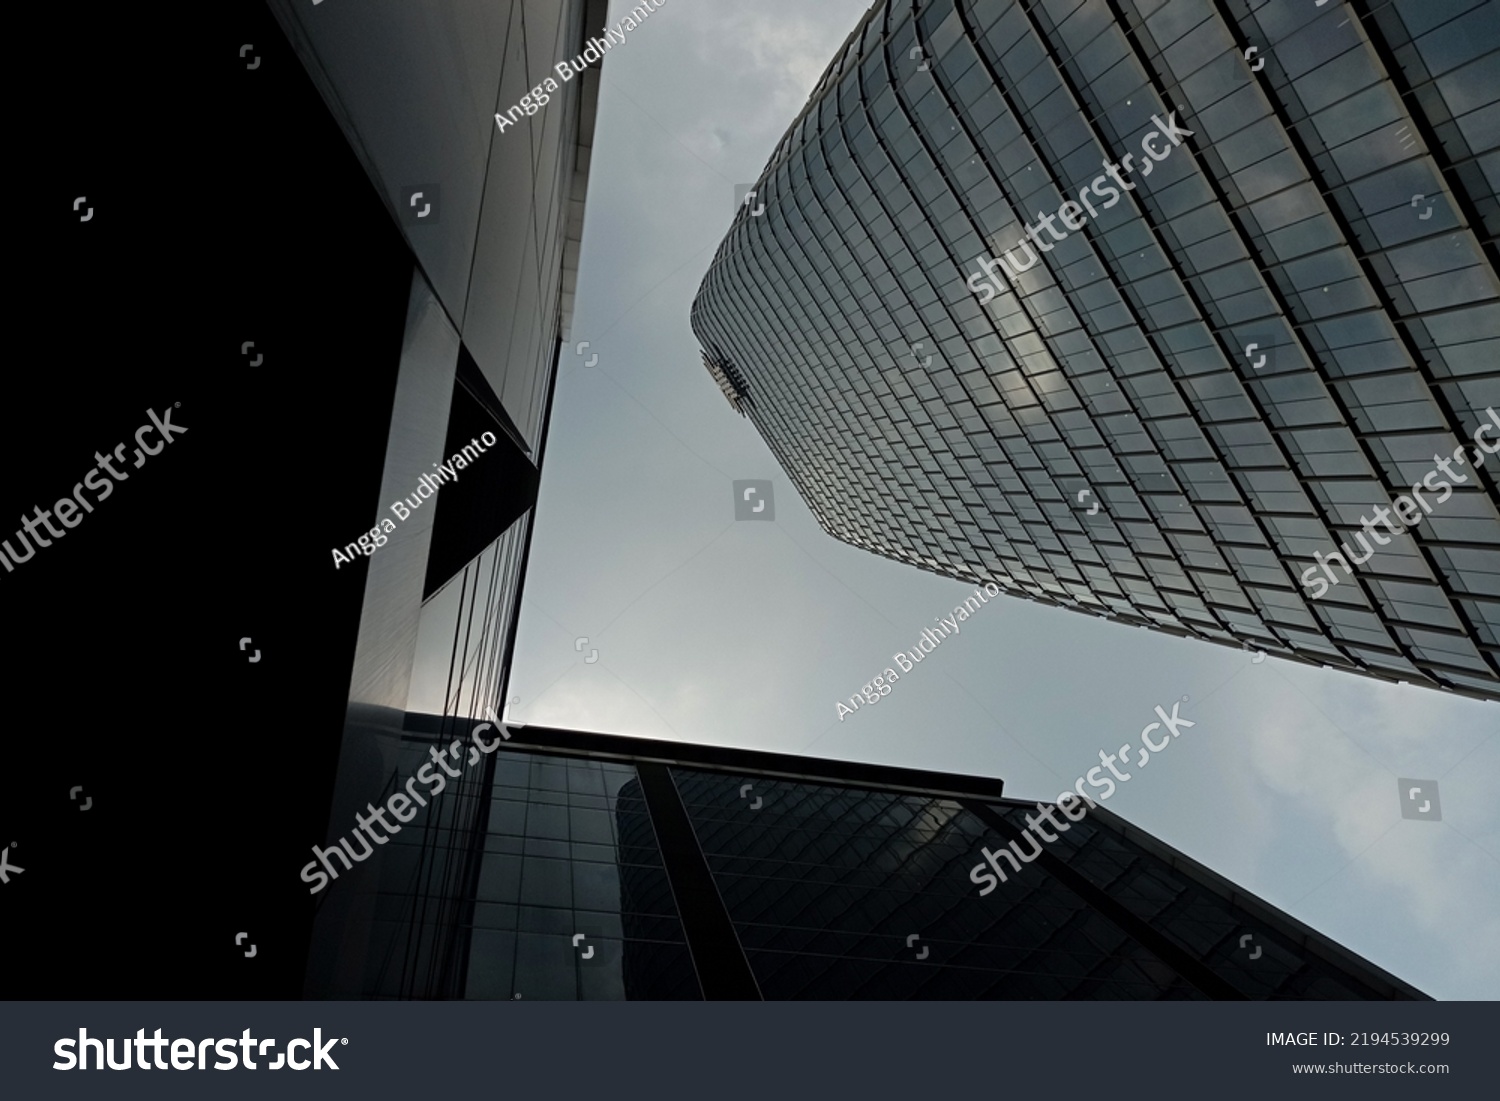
left=6, top=0, right=604, bottom=999
left=314, top=720, right=1425, bottom=1000
left=692, top=0, right=1500, bottom=699
left=259, top=0, right=610, bottom=998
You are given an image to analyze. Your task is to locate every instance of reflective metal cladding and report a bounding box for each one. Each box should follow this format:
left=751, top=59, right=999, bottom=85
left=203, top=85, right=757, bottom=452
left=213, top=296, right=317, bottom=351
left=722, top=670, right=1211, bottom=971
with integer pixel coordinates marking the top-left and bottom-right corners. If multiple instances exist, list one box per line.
left=691, top=0, right=1500, bottom=698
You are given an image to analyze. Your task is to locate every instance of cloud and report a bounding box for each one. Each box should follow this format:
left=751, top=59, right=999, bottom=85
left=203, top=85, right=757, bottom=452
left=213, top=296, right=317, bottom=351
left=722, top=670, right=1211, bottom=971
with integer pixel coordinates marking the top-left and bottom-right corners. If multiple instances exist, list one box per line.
left=1235, top=674, right=1500, bottom=993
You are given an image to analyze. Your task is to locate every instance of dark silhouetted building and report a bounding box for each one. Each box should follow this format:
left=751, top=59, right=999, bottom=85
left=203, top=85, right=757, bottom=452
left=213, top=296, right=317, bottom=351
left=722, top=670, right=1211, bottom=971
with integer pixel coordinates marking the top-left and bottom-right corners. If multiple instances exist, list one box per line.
left=319, top=722, right=1425, bottom=1000
left=691, top=0, right=1500, bottom=699
left=5, top=0, right=602, bottom=1000
left=270, top=0, right=609, bottom=998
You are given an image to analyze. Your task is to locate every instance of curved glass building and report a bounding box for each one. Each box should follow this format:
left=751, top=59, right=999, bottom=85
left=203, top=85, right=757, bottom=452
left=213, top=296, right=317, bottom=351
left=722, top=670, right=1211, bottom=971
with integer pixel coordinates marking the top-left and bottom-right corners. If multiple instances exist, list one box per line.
left=691, top=0, right=1500, bottom=699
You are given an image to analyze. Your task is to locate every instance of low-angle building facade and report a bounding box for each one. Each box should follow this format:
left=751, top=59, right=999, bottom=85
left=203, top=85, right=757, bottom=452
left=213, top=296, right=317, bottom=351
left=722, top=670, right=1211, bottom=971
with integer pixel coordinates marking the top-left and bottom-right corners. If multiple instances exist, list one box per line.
left=692, top=0, right=1500, bottom=698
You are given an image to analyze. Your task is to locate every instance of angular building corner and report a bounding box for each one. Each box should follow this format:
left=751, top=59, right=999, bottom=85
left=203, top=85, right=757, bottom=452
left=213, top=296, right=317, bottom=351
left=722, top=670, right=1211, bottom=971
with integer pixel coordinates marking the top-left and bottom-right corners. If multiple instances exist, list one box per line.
left=251, top=0, right=611, bottom=996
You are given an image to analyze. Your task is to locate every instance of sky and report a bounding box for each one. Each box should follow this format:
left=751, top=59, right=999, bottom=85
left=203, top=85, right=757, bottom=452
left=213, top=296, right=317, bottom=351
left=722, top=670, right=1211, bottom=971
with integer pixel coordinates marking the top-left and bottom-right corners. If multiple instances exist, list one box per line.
left=507, top=0, right=1500, bottom=1000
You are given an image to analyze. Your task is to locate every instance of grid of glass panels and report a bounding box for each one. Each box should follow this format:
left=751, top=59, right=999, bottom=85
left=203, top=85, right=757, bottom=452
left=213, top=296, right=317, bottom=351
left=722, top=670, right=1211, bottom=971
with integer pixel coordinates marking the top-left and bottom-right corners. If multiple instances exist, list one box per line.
left=465, top=752, right=701, bottom=1000
left=691, top=0, right=1500, bottom=698
left=672, top=768, right=1193, bottom=998
left=987, top=802, right=1406, bottom=999
left=361, top=739, right=1419, bottom=999
left=670, top=767, right=1416, bottom=998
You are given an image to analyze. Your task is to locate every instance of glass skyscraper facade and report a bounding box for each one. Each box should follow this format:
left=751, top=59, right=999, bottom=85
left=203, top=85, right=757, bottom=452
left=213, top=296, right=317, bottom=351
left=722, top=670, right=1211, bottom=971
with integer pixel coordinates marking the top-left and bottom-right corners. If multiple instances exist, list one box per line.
left=275, top=0, right=611, bottom=998
left=312, top=723, right=1425, bottom=999
left=691, top=0, right=1500, bottom=699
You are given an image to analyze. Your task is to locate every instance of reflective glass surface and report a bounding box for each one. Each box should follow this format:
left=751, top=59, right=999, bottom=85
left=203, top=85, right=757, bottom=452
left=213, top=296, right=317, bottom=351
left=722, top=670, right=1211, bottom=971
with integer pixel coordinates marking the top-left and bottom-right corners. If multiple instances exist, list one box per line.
left=692, top=0, right=1500, bottom=697
left=466, top=753, right=701, bottom=1000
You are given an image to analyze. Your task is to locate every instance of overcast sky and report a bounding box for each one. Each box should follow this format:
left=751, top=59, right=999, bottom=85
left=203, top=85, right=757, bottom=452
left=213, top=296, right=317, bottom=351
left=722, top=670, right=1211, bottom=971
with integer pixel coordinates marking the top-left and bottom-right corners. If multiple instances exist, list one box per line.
left=508, top=0, right=1500, bottom=1000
